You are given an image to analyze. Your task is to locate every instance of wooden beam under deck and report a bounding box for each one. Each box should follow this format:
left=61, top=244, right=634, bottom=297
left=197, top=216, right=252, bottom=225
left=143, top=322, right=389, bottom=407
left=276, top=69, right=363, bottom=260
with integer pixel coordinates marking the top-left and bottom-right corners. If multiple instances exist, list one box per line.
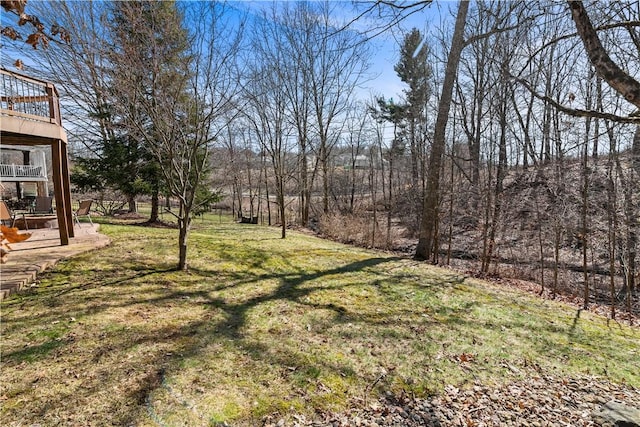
left=0, top=115, right=66, bottom=141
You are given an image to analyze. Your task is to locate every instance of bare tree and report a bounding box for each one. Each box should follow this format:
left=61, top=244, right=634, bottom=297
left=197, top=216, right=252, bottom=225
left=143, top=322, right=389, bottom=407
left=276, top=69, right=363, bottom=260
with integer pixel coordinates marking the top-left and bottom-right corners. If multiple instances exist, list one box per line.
left=344, top=103, right=374, bottom=214
left=273, top=2, right=314, bottom=227
left=244, top=7, right=297, bottom=239
left=303, top=2, right=371, bottom=216
left=20, top=0, right=113, bottom=148
left=415, top=0, right=469, bottom=262
left=568, top=1, right=640, bottom=110
left=112, top=1, right=243, bottom=270
left=370, top=97, right=407, bottom=248
left=6, top=1, right=161, bottom=216
left=569, top=0, right=639, bottom=302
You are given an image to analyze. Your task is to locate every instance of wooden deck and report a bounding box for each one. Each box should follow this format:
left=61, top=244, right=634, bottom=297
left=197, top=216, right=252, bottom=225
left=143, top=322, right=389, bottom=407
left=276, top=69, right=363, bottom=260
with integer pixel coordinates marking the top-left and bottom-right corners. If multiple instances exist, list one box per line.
left=0, top=67, right=73, bottom=245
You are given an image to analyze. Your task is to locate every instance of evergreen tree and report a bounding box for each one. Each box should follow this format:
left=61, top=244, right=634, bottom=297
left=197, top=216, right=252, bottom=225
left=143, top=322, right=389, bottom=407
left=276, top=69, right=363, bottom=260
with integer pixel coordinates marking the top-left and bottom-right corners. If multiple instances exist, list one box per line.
left=108, top=0, right=191, bottom=222
left=71, top=135, right=154, bottom=212
left=395, top=28, right=431, bottom=230
left=395, top=28, right=431, bottom=123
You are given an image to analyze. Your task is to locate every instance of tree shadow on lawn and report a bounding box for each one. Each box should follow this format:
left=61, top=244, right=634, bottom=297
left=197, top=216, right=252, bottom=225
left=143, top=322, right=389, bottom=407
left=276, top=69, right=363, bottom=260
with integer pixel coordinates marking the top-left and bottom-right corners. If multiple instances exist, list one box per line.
left=5, top=223, right=638, bottom=425
left=196, top=241, right=276, bottom=270
left=1, top=319, right=196, bottom=425
left=199, top=256, right=405, bottom=336
left=0, top=253, right=474, bottom=425
left=0, top=264, right=177, bottom=330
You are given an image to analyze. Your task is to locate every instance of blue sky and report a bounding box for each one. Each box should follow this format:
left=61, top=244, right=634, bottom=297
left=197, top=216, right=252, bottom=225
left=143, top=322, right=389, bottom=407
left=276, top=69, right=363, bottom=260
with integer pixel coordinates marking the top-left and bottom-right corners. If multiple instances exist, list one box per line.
left=360, top=1, right=450, bottom=102
left=1, top=0, right=451, bottom=104
left=229, top=0, right=450, bottom=102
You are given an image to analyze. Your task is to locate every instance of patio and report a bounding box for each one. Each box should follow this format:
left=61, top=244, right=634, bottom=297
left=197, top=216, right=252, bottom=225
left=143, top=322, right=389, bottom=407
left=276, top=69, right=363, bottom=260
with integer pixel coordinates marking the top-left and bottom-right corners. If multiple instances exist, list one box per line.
left=0, top=224, right=110, bottom=301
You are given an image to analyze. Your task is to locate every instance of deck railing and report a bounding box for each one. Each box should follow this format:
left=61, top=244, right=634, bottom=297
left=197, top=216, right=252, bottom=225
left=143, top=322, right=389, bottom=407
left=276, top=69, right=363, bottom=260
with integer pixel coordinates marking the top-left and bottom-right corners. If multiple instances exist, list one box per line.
left=0, top=164, right=45, bottom=179
left=0, top=68, right=62, bottom=126
left=0, top=146, right=48, bottom=180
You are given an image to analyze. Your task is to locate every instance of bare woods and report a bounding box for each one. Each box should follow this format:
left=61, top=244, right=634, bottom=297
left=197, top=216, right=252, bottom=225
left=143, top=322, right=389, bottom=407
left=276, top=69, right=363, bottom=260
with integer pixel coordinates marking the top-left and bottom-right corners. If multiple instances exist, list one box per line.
left=7, top=1, right=638, bottom=316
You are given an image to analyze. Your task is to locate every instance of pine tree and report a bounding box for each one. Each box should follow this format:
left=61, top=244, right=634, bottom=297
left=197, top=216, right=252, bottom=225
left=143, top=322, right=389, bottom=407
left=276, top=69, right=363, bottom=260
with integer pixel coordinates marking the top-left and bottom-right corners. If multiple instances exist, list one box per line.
left=395, top=28, right=431, bottom=230
left=108, top=0, right=191, bottom=222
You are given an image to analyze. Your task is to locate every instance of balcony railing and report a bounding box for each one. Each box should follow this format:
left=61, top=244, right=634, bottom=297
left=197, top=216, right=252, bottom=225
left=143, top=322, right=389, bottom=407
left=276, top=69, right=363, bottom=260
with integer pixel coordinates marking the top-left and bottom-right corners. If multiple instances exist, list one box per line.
left=0, top=164, right=45, bottom=179
left=0, top=68, right=62, bottom=126
left=0, top=147, right=48, bottom=181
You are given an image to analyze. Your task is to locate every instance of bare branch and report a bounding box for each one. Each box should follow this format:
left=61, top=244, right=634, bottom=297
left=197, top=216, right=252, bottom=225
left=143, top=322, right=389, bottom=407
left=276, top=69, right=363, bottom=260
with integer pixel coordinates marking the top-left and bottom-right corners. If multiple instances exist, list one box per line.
left=464, top=4, right=541, bottom=47
left=529, top=21, right=640, bottom=63
left=568, top=0, right=640, bottom=109
left=512, top=76, right=640, bottom=124
left=332, top=1, right=432, bottom=43
left=375, top=0, right=432, bottom=10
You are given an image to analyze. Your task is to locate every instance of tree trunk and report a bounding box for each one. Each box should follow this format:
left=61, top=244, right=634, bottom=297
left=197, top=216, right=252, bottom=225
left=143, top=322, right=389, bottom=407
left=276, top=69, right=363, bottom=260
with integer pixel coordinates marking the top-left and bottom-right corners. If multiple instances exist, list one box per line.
left=237, top=179, right=244, bottom=219
left=300, top=141, right=310, bottom=226
left=626, top=125, right=640, bottom=294
left=605, top=121, right=618, bottom=319
left=386, top=154, right=393, bottom=249
left=568, top=1, right=640, bottom=109
left=321, top=141, right=329, bottom=215
left=266, top=185, right=272, bottom=226
left=150, top=182, right=159, bottom=223
left=370, top=147, right=378, bottom=248
left=278, top=178, right=286, bottom=239
left=480, top=152, right=493, bottom=273
left=581, top=114, right=592, bottom=309
left=534, top=190, right=546, bottom=293
left=247, top=153, right=255, bottom=218
left=262, top=150, right=272, bottom=226
left=127, top=195, right=136, bottom=213
left=541, top=46, right=555, bottom=164
left=177, top=205, right=190, bottom=271
left=484, top=74, right=508, bottom=273
left=415, top=0, right=469, bottom=262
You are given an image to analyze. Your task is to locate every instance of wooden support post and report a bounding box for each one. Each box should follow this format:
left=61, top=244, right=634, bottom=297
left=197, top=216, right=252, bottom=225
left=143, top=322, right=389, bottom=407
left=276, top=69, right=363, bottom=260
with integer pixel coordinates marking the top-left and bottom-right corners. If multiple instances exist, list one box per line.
left=36, top=182, right=47, bottom=197
left=51, top=140, right=69, bottom=245
left=46, top=84, right=60, bottom=125
left=60, top=142, right=74, bottom=237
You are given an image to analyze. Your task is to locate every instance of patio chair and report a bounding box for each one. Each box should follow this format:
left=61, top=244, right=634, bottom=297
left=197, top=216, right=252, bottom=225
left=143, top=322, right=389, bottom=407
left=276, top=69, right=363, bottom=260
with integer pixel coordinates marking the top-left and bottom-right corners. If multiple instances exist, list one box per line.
left=33, top=196, right=53, bottom=214
left=0, top=201, right=17, bottom=227
left=14, top=196, right=55, bottom=230
left=74, top=200, right=93, bottom=227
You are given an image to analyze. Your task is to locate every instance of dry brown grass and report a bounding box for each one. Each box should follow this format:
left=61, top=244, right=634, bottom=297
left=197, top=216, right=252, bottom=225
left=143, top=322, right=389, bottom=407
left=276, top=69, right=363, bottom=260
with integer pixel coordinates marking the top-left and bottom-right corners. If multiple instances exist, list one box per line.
left=318, top=212, right=405, bottom=249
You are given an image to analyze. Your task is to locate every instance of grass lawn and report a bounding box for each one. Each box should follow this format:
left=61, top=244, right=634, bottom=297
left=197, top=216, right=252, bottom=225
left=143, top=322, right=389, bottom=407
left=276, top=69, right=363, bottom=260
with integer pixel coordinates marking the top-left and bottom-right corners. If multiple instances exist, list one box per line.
left=1, top=215, right=638, bottom=426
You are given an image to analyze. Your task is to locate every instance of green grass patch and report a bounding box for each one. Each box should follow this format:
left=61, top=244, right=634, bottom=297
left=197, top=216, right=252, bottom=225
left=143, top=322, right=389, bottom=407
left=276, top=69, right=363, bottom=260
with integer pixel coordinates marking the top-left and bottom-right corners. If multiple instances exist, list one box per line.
left=1, top=214, right=638, bottom=426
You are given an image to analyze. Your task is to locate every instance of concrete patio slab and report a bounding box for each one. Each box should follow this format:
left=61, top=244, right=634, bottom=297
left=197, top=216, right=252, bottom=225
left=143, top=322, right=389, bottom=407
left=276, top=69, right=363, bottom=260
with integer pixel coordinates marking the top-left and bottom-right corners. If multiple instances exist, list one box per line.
left=0, top=224, right=110, bottom=301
